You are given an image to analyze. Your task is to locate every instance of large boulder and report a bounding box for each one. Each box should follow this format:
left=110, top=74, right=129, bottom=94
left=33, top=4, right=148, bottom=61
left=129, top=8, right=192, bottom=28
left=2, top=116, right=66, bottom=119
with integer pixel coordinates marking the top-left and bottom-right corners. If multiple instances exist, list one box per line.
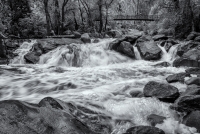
left=143, top=81, right=179, bottom=102
left=153, top=34, right=168, bottom=41
left=173, top=48, right=200, bottom=67
left=136, top=41, right=162, bottom=60
left=172, top=95, right=200, bottom=112
left=0, top=97, right=111, bottom=134
left=176, top=41, right=200, bottom=57
left=147, top=114, right=166, bottom=126
left=24, top=43, right=43, bottom=64
left=124, top=126, right=165, bottom=134
left=183, top=111, right=200, bottom=132
left=166, top=73, right=190, bottom=83
left=115, top=41, right=135, bottom=59
left=81, top=33, right=91, bottom=43
left=24, top=52, right=40, bottom=64
left=0, top=98, right=94, bottom=134
left=110, top=40, right=135, bottom=59
left=185, top=77, right=200, bottom=86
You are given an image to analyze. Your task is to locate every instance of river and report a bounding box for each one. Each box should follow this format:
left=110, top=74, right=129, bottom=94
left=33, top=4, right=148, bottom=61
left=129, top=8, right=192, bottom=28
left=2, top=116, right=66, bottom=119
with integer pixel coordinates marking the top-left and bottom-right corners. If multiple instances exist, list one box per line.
left=0, top=38, right=196, bottom=134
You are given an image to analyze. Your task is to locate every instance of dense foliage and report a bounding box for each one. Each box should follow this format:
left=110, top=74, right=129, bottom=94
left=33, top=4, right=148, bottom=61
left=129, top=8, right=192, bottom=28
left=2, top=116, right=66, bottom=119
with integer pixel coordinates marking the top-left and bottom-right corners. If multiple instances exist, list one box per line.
left=0, top=0, right=199, bottom=38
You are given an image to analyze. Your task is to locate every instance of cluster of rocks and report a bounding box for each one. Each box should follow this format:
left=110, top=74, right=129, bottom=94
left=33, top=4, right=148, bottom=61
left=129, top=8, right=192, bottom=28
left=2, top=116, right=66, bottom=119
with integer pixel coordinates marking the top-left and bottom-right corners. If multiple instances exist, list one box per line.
left=0, top=97, right=113, bottom=134
left=124, top=67, right=200, bottom=133
left=24, top=38, right=82, bottom=64
left=173, top=40, right=200, bottom=68
left=109, top=34, right=178, bottom=61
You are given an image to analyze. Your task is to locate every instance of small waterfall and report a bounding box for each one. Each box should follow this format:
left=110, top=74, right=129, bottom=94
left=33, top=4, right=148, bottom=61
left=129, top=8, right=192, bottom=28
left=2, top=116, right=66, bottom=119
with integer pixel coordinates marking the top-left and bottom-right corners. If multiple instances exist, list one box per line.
left=133, top=46, right=142, bottom=60
left=158, top=42, right=179, bottom=63
left=11, top=40, right=36, bottom=64
left=39, top=39, right=133, bottom=67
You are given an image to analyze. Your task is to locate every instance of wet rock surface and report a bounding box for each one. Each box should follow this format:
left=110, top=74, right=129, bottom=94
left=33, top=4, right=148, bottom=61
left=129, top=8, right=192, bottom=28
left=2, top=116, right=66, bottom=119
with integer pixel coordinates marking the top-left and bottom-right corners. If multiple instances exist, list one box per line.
left=185, top=77, right=200, bottom=86
left=147, top=114, right=166, bottom=126
left=172, top=95, right=200, bottom=112
left=124, top=126, right=165, bottom=134
left=143, top=81, right=179, bottom=102
left=183, top=111, right=200, bottom=132
left=136, top=41, right=162, bottom=60
left=153, top=34, right=168, bottom=41
left=0, top=97, right=111, bottom=134
left=185, top=67, right=200, bottom=75
left=166, top=73, right=190, bottom=83
left=173, top=48, right=200, bottom=67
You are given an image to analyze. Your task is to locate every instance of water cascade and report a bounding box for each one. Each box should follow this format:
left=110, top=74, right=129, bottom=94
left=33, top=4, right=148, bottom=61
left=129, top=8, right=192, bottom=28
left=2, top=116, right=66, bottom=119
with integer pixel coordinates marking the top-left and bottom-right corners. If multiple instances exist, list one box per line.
left=1, top=39, right=197, bottom=134
left=11, top=40, right=37, bottom=64
left=158, top=42, right=179, bottom=63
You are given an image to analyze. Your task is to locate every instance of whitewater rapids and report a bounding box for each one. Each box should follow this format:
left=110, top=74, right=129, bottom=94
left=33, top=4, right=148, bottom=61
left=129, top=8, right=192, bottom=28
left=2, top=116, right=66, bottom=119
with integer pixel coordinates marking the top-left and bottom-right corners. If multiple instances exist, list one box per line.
left=0, top=39, right=197, bottom=134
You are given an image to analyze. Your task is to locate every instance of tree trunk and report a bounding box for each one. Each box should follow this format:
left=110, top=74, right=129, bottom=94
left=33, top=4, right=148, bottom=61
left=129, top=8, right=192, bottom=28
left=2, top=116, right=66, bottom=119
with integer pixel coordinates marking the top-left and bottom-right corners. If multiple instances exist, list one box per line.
left=104, top=8, right=108, bottom=31
left=175, top=0, right=193, bottom=38
left=98, top=0, right=103, bottom=33
left=44, top=0, right=52, bottom=35
left=73, top=12, right=79, bottom=30
left=78, top=0, right=84, bottom=25
left=54, top=0, right=61, bottom=35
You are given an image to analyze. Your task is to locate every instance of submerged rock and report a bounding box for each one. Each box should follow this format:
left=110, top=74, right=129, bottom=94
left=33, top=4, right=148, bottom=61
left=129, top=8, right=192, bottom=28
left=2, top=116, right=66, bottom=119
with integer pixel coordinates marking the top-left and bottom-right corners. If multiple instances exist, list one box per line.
left=153, top=62, right=171, bottom=67
left=0, top=97, right=112, bottom=134
left=93, top=39, right=100, bottom=43
left=147, top=114, right=166, bottom=126
left=136, top=41, right=162, bottom=60
left=172, top=95, right=200, bottom=112
left=129, top=91, right=144, bottom=98
left=124, top=126, right=165, bottom=134
left=166, top=73, right=190, bottom=83
left=143, top=81, right=179, bottom=102
left=183, top=111, right=200, bottom=132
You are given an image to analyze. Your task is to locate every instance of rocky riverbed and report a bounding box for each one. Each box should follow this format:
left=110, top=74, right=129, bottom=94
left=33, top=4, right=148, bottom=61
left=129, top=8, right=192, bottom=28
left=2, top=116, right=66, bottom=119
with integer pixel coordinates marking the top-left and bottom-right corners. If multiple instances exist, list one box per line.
left=0, top=30, right=200, bottom=134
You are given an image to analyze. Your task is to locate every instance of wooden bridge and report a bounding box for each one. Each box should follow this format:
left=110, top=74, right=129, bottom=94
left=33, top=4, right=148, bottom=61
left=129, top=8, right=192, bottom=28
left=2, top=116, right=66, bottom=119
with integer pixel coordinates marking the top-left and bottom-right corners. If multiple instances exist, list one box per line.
left=95, top=15, right=159, bottom=21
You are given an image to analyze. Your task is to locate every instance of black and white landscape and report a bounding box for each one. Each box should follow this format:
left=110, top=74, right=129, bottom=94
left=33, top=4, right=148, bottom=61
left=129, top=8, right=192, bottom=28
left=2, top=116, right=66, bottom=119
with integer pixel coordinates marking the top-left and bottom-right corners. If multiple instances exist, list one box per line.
left=0, top=0, right=200, bottom=134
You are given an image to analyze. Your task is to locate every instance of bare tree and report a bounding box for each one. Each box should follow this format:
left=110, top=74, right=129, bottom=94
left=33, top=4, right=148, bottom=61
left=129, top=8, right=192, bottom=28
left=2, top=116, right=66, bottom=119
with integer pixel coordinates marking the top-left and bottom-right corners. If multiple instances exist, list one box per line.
left=43, top=0, right=52, bottom=35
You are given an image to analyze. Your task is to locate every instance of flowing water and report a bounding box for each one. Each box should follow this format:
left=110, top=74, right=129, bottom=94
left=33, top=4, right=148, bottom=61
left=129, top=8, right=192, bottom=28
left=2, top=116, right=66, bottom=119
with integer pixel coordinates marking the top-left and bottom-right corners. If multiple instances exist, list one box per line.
left=0, top=39, right=197, bottom=134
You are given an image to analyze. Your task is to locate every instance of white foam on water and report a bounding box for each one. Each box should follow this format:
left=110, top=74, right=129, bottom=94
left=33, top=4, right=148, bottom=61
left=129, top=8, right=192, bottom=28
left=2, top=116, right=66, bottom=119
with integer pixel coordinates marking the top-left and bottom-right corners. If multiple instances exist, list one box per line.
left=0, top=39, right=194, bottom=134
left=158, top=42, right=179, bottom=63
left=11, top=40, right=37, bottom=64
